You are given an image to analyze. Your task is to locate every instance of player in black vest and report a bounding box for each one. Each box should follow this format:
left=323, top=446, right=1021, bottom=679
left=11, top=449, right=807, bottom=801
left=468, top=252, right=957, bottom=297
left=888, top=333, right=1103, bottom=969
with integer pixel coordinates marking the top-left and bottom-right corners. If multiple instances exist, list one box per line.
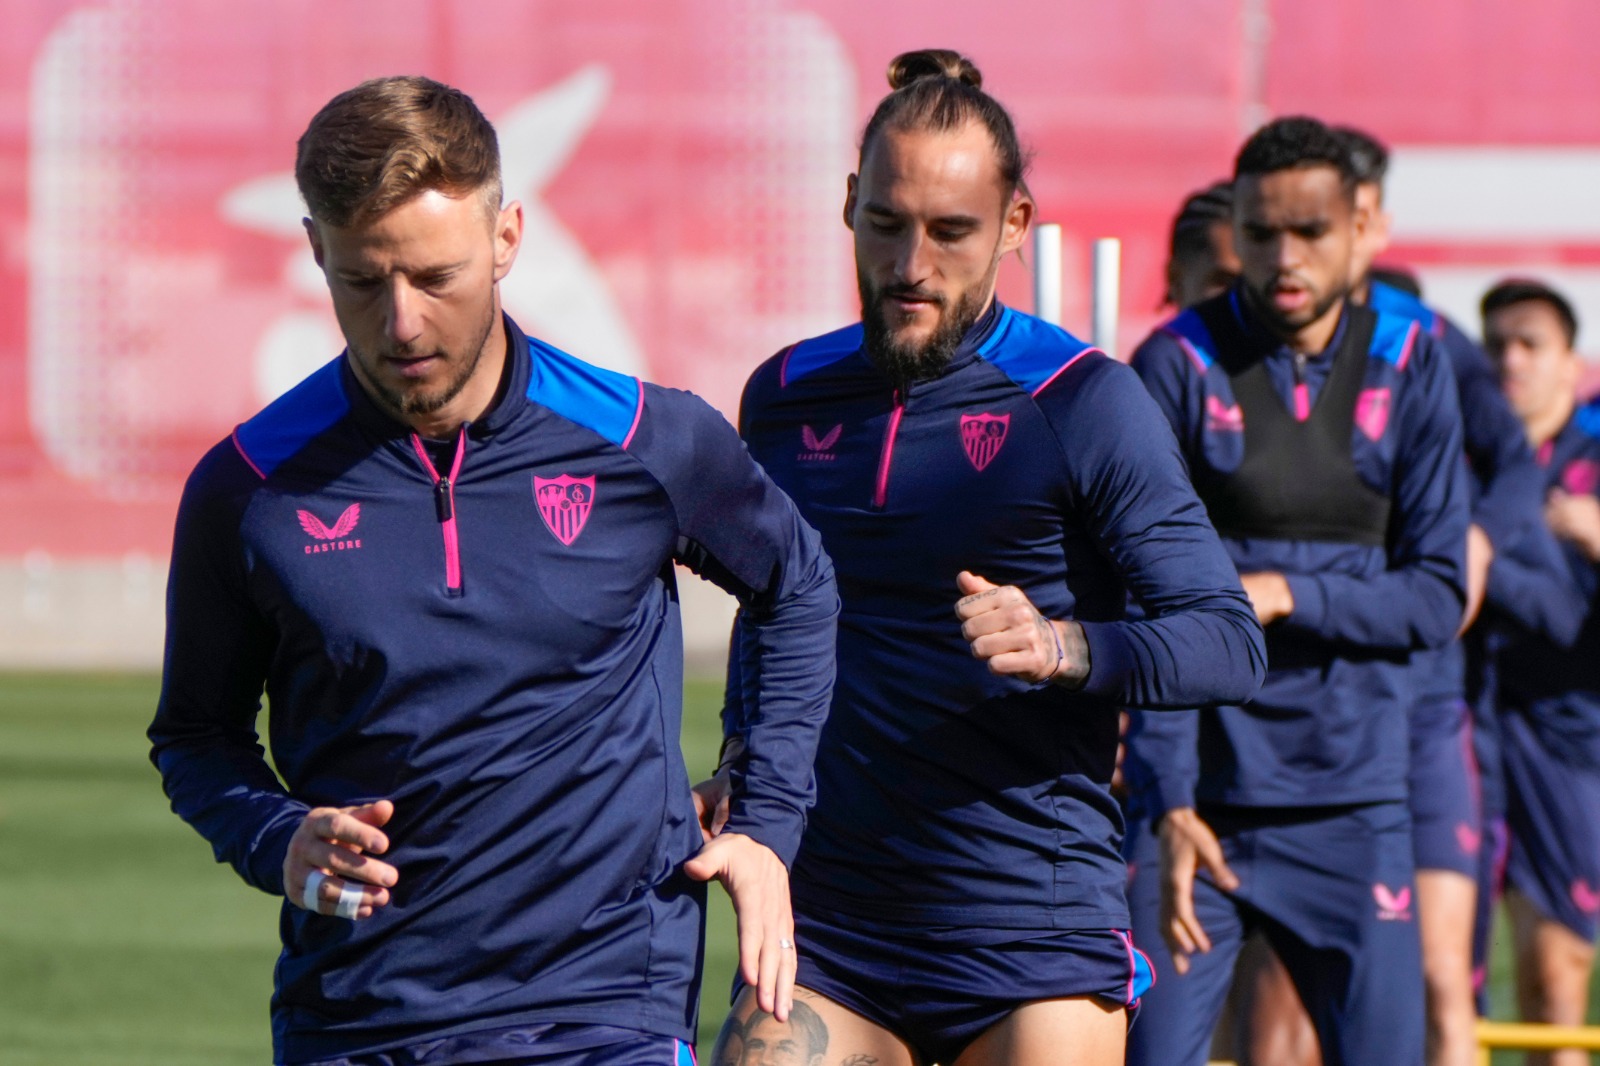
left=1123, top=117, right=1469, bottom=1066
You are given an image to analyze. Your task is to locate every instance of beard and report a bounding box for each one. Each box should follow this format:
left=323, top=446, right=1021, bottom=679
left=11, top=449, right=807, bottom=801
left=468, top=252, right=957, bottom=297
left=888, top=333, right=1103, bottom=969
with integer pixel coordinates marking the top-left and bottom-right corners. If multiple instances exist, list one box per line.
left=1246, top=271, right=1348, bottom=337
left=859, top=274, right=990, bottom=395
left=351, top=303, right=498, bottom=422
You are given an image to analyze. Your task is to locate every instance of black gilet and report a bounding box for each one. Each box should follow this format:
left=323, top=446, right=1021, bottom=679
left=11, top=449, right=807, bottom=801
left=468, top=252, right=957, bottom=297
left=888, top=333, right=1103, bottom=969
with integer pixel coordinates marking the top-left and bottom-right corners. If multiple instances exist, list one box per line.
left=1194, top=298, right=1391, bottom=546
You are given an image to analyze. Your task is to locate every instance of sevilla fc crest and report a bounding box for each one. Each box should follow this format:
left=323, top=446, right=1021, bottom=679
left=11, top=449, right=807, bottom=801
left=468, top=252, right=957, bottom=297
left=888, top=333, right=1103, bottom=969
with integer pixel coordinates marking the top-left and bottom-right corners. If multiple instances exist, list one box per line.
left=960, top=413, right=1010, bottom=471
left=1563, top=458, right=1600, bottom=497
left=534, top=474, right=596, bottom=546
left=1354, top=388, right=1391, bottom=443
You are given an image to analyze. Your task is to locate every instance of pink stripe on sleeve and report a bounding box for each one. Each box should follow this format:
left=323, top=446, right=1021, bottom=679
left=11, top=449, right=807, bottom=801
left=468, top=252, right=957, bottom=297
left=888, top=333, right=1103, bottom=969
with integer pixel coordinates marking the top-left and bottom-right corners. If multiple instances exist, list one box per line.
left=1031, top=348, right=1101, bottom=398
left=1397, top=321, right=1420, bottom=371
left=621, top=379, right=645, bottom=450
left=231, top=427, right=267, bottom=480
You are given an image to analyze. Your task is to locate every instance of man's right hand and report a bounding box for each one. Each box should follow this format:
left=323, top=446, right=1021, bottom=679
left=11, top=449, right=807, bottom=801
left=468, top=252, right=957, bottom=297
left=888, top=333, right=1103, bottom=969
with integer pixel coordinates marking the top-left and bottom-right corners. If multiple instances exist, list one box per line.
left=284, top=799, right=399, bottom=920
left=1159, top=806, right=1239, bottom=975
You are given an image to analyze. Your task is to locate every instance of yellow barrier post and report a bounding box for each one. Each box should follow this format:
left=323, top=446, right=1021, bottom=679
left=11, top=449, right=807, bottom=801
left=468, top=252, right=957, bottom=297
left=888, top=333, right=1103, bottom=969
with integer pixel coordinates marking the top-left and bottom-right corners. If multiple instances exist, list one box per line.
left=1477, top=1019, right=1600, bottom=1065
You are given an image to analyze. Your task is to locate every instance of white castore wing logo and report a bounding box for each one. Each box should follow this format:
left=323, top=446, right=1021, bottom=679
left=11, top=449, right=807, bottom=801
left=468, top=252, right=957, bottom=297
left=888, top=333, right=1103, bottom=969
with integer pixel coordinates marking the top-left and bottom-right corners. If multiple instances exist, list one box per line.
left=218, top=65, right=644, bottom=405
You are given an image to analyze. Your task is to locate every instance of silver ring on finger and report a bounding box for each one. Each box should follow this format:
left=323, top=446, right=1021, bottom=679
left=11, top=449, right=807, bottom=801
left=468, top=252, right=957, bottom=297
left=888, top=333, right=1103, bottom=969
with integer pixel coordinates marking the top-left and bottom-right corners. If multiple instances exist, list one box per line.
left=778, top=937, right=794, bottom=950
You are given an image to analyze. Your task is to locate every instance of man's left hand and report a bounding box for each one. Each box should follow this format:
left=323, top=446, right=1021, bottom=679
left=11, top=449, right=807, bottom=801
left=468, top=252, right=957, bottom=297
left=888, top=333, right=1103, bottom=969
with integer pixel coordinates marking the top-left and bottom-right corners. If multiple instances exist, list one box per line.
left=690, top=769, right=733, bottom=844
left=955, top=571, right=1088, bottom=686
left=683, top=832, right=796, bottom=1023
left=1238, top=571, right=1294, bottom=625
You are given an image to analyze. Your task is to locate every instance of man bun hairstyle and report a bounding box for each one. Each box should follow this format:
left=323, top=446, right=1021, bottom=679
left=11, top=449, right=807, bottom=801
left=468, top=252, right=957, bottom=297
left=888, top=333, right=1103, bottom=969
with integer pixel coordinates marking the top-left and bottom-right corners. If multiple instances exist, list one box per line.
left=860, top=48, right=1028, bottom=198
left=1234, top=115, right=1358, bottom=198
left=1481, top=277, right=1580, bottom=348
left=296, top=75, right=502, bottom=228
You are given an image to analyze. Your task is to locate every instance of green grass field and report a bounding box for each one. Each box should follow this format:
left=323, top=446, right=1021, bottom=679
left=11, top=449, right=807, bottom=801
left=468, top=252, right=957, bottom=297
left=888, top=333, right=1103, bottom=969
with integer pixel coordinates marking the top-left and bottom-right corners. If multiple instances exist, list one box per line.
left=0, top=672, right=1582, bottom=1063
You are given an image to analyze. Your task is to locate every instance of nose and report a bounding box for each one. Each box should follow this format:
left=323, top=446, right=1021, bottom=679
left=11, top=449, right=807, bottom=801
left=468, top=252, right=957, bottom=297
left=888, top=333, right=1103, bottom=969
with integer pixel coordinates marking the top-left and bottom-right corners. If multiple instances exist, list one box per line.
left=1273, top=233, right=1302, bottom=274
left=893, top=229, right=934, bottom=285
left=385, top=278, right=424, bottom=347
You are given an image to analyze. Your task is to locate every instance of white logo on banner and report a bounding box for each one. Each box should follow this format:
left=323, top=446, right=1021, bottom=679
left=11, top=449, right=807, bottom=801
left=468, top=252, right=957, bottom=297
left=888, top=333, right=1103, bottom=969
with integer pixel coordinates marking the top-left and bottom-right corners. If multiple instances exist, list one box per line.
left=219, top=65, right=643, bottom=403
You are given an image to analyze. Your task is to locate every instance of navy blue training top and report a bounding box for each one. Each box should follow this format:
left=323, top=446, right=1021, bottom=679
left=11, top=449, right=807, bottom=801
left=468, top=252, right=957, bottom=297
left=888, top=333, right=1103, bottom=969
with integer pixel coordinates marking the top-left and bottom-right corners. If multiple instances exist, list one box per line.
left=732, top=302, right=1265, bottom=930
left=1488, top=407, right=1600, bottom=768
left=1125, top=288, right=1469, bottom=816
left=149, top=317, right=838, bottom=1063
left=1367, top=281, right=1545, bottom=728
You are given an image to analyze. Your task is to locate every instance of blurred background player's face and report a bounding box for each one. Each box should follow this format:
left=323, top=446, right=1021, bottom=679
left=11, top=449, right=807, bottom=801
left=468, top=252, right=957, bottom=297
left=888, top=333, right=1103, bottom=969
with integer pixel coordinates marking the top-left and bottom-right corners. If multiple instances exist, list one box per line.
left=307, top=189, right=519, bottom=432
left=1168, top=219, right=1241, bottom=309
left=846, top=121, right=1030, bottom=388
left=1234, top=165, right=1360, bottom=340
left=1349, top=180, right=1393, bottom=285
left=1485, top=299, right=1579, bottom=425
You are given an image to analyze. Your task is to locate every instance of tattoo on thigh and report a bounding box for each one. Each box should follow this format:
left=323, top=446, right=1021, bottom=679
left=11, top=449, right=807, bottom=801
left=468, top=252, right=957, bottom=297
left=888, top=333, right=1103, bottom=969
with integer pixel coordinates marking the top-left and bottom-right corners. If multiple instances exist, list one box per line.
left=712, top=1001, right=831, bottom=1066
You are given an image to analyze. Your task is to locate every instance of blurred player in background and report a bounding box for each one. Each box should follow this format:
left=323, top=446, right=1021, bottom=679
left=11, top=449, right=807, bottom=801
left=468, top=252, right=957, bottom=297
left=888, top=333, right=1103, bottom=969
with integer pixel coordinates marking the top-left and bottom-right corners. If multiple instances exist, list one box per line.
left=1165, top=180, right=1240, bottom=311
left=705, top=47, right=1265, bottom=1066
left=1123, top=116, right=1470, bottom=1066
left=148, top=76, right=839, bottom=1065
left=1482, top=278, right=1600, bottom=1066
left=1231, top=124, right=1544, bottom=1066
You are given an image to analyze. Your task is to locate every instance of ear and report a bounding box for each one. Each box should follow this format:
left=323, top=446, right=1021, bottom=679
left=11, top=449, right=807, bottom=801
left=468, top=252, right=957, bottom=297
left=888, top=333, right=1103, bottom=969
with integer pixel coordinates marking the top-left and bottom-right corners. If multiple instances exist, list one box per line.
left=303, top=217, right=326, bottom=271
left=492, top=201, right=524, bottom=283
left=842, top=173, right=859, bottom=232
left=999, top=185, right=1034, bottom=257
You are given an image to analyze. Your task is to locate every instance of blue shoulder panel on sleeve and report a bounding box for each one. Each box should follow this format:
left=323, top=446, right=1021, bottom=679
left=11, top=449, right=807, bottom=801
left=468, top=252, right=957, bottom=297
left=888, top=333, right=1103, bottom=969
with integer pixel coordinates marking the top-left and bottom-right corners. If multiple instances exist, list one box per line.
left=1368, top=279, right=1443, bottom=336
left=1369, top=310, right=1423, bottom=370
left=1159, top=308, right=1217, bottom=371
left=978, top=305, right=1100, bottom=395
left=1576, top=401, right=1600, bottom=441
left=525, top=335, right=645, bottom=449
left=232, top=357, right=351, bottom=479
left=780, top=323, right=863, bottom=387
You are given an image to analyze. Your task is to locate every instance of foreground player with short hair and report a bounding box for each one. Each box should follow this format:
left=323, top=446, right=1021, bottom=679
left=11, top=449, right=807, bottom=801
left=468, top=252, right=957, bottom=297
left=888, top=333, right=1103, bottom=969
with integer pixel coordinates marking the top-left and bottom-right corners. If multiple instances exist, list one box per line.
left=707, top=48, right=1266, bottom=1066
left=1481, top=278, right=1600, bottom=1066
left=149, top=76, right=838, bottom=1065
left=1123, top=116, right=1470, bottom=1066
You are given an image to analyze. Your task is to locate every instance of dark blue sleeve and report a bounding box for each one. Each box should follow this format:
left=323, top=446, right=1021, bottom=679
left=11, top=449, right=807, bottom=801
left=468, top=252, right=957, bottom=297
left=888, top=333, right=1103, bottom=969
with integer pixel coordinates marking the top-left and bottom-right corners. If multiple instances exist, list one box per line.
left=1041, top=356, right=1266, bottom=709
left=1127, top=329, right=1201, bottom=453
left=1122, top=708, right=1202, bottom=820
left=1445, top=320, right=1543, bottom=550
left=148, top=444, right=308, bottom=896
left=1123, top=332, right=1223, bottom=815
left=636, top=385, right=839, bottom=867
left=1281, top=334, right=1470, bottom=650
left=1487, top=520, right=1590, bottom=648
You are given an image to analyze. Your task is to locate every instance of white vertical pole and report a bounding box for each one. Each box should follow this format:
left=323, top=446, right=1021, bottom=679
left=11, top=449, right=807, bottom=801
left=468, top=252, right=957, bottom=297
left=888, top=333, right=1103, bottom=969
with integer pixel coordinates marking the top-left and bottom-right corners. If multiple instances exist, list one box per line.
left=1092, top=237, right=1122, bottom=360
left=1032, top=223, right=1063, bottom=326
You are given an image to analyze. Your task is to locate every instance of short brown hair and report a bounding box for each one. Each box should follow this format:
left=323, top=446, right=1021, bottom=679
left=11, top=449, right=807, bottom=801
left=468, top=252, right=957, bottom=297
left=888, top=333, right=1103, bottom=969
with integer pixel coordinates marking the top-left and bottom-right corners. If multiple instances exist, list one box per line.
left=295, top=75, right=501, bottom=227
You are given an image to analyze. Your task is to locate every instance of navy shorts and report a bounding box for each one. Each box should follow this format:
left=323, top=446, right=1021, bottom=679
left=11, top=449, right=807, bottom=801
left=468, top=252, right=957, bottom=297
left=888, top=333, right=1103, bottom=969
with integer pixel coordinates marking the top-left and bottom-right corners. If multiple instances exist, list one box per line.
left=780, top=906, right=1152, bottom=1066
left=1409, top=696, right=1482, bottom=877
left=297, top=1023, right=694, bottom=1066
left=1502, top=710, right=1600, bottom=940
left=1125, top=802, right=1424, bottom=1066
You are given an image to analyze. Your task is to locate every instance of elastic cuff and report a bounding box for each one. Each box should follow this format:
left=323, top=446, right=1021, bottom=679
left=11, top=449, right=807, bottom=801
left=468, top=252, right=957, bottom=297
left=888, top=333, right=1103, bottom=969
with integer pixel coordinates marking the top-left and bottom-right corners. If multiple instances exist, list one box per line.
left=1076, top=621, right=1135, bottom=700
left=1282, top=573, right=1326, bottom=631
left=723, top=801, right=806, bottom=868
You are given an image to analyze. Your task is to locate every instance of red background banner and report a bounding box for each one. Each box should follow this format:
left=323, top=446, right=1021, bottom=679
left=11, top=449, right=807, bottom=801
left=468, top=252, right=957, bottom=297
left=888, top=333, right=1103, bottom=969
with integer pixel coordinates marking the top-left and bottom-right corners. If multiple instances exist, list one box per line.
left=4, top=0, right=1598, bottom=557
